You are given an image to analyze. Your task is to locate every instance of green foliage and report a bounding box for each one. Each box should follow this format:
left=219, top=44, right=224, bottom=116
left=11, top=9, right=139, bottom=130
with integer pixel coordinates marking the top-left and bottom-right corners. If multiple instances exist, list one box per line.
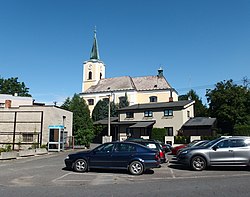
left=179, top=89, right=208, bottom=117
left=174, top=136, right=190, bottom=144
left=0, top=144, right=12, bottom=153
left=206, top=79, right=250, bottom=135
left=118, top=92, right=129, bottom=109
left=61, top=94, right=94, bottom=146
left=40, top=144, right=47, bottom=149
left=151, top=128, right=166, bottom=142
left=92, top=99, right=118, bottom=121
left=234, top=125, right=250, bottom=136
left=93, top=124, right=106, bottom=136
left=0, top=76, right=31, bottom=97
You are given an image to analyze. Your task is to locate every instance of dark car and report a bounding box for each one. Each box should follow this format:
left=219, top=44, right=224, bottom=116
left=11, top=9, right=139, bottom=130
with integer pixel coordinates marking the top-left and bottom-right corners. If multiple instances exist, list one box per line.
left=125, top=139, right=167, bottom=163
left=65, top=141, right=161, bottom=175
left=177, top=136, right=250, bottom=171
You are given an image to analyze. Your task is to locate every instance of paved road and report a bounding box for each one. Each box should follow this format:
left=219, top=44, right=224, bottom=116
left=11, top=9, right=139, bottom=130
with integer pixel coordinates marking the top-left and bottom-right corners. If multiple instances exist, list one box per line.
left=1, top=150, right=250, bottom=196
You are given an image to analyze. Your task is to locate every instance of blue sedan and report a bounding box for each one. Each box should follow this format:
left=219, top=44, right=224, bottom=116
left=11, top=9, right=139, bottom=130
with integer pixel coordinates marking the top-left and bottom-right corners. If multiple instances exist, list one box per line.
left=65, top=141, right=161, bottom=175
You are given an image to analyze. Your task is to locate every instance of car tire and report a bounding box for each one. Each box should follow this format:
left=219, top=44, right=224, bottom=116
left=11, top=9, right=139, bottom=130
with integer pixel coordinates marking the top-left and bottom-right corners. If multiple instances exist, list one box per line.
left=129, top=161, right=144, bottom=175
left=73, top=159, right=88, bottom=172
left=191, top=156, right=206, bottom=171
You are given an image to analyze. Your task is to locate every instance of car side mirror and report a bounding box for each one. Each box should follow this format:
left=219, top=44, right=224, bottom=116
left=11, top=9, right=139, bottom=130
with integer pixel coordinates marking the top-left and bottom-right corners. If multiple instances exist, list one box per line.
left=212, top=146, right=218, bottom=151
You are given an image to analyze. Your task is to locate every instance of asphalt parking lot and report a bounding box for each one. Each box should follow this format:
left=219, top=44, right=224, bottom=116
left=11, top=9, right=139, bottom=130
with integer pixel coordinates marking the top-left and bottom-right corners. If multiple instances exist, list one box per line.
left=1, top=150, right=250, bottom=188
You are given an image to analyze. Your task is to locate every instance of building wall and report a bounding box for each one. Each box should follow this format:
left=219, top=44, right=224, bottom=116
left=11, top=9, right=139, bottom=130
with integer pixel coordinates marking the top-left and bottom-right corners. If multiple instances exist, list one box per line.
left=119, top=104, right=194, bottom=136
left=0, top=94, right=33, bottom=108
left=0, top=106, right=72, bottom=149
left=82, top=89, right=178, bottom=115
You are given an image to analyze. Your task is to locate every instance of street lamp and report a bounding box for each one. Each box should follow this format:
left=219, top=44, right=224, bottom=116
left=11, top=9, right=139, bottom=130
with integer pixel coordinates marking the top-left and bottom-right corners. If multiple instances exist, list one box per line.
left=108, top=94, right=111, bottom=137
left=107, top=91, right=113, bottom=139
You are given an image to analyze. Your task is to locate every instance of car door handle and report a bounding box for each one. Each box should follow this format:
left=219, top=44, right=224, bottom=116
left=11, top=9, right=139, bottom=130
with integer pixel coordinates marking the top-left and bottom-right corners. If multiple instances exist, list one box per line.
left=229, top=150, right=234, bottom=152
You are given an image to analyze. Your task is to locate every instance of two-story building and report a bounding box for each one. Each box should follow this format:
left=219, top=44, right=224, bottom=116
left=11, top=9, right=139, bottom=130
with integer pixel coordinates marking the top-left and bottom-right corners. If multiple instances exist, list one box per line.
left=94, top=100, right=195, bottom=143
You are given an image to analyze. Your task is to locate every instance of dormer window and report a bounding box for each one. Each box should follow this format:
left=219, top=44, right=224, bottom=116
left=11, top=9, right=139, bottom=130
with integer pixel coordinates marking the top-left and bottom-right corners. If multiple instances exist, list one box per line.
left=88, top=71, right=92, bottom=80
left=164, top=109, right=173, bottom=116
left=144, top=110, right=153, bottom=117
left=149, top=96, right=157, bottom=102
left=126, top=112, right=134, bottom=118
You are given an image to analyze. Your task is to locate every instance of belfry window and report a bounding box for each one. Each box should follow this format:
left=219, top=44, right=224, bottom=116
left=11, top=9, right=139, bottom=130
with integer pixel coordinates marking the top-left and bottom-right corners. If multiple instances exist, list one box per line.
left=88, top=71, right=92, bottom=80
left=100, top=73, right=102, bottom=79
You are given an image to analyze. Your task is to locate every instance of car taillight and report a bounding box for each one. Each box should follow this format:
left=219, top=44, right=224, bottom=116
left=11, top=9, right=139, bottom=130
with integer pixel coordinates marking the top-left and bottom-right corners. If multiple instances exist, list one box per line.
left=155, top=153, right=160, bottom=160
left=159, top=151, right=164, bottom=158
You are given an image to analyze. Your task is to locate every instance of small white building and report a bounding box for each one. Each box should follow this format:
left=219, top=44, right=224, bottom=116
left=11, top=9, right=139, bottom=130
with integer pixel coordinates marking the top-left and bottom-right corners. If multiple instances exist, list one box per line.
left=0, top=94, right=73, bottom=150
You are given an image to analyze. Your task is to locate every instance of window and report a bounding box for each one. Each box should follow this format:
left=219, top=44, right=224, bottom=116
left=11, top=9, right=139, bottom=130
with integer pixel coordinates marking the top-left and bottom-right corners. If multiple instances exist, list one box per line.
left=88, top=99, right=94, bottom=105
left=216, top=140, right=229, bottom=148
left=115, top=143, right=136, bottom=152
left=230, top=139, right=246, bottom=147
left=144, top=110, right=153, bottom=117
left=88, top=71, right=92, bottom=80
left=96, top=143, right=114, bottom=153
left=126, top=112, right=134, bottom=118
left=100, top=73, right=102, bottom=79
left=22, top=133, right=33, bottom=142
left=187, top=110, right=190, bottom=118
left=149, top=96, right=157, bottom=102
left=164, top=109, right=173, bottom=116
left=165, top=127, right=173, bottom=136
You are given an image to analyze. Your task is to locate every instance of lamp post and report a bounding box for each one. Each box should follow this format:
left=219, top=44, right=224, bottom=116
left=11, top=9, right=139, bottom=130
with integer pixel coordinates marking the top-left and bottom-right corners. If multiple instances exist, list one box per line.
left=108, top=94, right=111, bottom=137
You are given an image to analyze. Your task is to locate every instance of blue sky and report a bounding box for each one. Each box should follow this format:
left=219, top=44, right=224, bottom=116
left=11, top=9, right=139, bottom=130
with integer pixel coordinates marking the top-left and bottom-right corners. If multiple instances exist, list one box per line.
left=0, top=0, right=249, bottom=105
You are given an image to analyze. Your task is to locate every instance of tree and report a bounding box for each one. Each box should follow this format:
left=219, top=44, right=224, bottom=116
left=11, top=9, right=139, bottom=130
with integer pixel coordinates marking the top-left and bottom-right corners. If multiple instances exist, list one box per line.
left=118, top=92, right=129, bottom=109
left=61, top=94, right=94, bottom=146
left=179, top=89, right=208, bottom=117
left=0, top=76, right=31, bottom=96
left=92, top=99, right=118, bottom=121
left=206, top=79, right=250, bottom=135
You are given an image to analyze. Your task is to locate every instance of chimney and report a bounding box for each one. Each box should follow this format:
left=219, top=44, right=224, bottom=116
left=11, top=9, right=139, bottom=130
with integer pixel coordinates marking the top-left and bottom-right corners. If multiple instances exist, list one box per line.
left=169, top=89, right=173, bottom=102
left=157, top=67, right=163, bottom=78
left=5, top=100, right=12, bottom=108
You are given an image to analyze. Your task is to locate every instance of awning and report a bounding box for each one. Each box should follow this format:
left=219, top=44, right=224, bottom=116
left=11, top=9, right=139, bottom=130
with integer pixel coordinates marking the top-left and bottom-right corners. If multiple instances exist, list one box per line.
left=129, top=121, right=155, bottom=128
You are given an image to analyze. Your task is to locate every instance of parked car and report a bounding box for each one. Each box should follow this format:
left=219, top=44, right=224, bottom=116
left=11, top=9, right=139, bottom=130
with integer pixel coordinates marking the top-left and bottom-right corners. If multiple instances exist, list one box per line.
left=65, top=141, right=161, bottom=175
left=176, top=140, right=210, bottom=155
left=171, top=140, right=208, bottom=155
left=125, top=138, right=167, bottom=163
left=177, top=136, right=250, bottom=171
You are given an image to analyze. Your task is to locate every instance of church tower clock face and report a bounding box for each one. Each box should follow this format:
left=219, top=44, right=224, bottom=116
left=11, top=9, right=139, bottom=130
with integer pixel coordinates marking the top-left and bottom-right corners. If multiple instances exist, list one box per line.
left=88, top=64, right=92, bottom=70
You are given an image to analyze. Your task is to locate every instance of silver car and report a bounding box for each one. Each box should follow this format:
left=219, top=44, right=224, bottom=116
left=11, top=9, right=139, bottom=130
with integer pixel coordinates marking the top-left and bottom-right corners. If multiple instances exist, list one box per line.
left=177, top=136, right=250, bottom=171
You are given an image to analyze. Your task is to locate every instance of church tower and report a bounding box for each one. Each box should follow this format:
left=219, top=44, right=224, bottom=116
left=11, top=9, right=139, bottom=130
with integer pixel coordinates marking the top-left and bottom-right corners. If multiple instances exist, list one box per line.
left=82, top=30, right=106, bottom=92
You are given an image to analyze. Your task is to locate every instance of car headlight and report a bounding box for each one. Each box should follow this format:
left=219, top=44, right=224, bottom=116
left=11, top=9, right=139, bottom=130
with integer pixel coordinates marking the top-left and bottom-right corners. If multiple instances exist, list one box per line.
left=180, top=150, right=189, bottom=155
left=65, top=156, right=69, bottom=159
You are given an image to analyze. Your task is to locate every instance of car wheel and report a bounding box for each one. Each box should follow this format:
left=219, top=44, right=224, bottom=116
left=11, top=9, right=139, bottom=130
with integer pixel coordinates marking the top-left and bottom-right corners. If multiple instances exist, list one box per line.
left=73, top=159, right=88, bottom=172
left=129, top=161, right=144, bottom=175
left=191, top=156, right=206, bottom=171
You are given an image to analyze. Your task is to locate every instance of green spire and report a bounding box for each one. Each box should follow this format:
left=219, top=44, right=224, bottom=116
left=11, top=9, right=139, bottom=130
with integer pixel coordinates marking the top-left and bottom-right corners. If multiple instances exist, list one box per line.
left=90, top=28, right=100, bottom=60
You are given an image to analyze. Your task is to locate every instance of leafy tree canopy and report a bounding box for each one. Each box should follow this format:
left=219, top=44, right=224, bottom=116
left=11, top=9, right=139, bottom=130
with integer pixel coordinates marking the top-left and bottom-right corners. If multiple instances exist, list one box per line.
left=178, top=89, right=208, bottom=117
left=206, top=79, right=250, bottom=135
left=61, top=94, right=93, bottom=145
left=92, top=99, right=118, bottom=122
left=0, top=76, right=31, bottom=97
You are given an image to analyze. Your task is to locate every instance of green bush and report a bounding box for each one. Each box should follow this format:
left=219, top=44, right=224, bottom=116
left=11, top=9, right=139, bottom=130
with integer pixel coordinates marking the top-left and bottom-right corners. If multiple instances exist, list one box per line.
left=151, top=128, right=166, bottom=142
left=174, top=136, right=190, bottom=144
left=234, top=125, right=250, bottom=136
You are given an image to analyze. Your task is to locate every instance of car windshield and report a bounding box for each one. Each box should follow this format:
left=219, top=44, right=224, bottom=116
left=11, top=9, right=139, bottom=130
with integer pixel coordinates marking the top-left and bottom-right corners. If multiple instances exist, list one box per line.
left=203, top=138, right=224, bottom=148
